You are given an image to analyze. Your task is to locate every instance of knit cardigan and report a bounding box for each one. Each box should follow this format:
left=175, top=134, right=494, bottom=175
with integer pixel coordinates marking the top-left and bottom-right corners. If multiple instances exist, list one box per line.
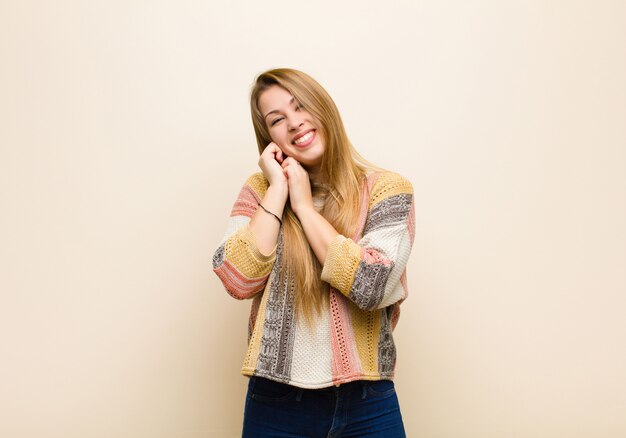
left=212, top=170, right=415, bottom=389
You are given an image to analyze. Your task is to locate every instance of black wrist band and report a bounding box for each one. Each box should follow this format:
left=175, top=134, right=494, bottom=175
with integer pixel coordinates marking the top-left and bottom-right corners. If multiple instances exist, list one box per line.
left=258, top=202, right=283, bottom=226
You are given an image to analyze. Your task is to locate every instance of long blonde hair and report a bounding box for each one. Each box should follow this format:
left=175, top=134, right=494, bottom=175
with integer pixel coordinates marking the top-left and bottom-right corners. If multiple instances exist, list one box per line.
left=250, top=68, right=382, bottom=326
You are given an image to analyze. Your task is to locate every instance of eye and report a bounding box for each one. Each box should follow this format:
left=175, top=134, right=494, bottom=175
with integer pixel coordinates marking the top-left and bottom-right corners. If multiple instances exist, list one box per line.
left=295, top=103, right=304, bottom=111
left=270, top=117, right=284, bottom=126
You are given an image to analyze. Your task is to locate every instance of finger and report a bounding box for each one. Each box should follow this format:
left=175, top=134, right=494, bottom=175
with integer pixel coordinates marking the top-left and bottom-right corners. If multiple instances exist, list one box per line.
left=281, top=157, right=293, bottom=169
left=265, top=142, right=279, bottom=156
left=285, top=162, right=299, bottom=176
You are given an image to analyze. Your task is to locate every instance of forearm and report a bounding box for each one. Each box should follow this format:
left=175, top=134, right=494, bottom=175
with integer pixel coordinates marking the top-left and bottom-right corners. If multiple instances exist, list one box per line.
left=249, top=184, right=288, bottom=256
left=316, top=173, right=415, bottom=310
left=296, top=207, right=339, bottom=265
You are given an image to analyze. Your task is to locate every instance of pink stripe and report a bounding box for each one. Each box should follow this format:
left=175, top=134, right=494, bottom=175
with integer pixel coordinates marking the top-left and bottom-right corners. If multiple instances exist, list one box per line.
left=362, top=248, right=393, bottom=266
left=330, top=175, right=373, bottom=383
left=391, top=270, right=409, bottom=331
left=329, top=289, right=361, bottom=381
left=214, top=260, right=268, bottom=300
left=231, top=188, right=261, bottom=217
left=400, top=270, right=408, bottom=292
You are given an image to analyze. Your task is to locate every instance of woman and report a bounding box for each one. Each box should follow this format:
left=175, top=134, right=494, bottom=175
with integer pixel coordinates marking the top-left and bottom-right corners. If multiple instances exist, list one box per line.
left=212, top=68, right=415, bottom=437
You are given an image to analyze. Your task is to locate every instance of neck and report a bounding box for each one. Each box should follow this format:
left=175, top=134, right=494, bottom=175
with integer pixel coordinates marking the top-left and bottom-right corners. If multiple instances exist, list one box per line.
left=306, top=165, right=323, bottom=187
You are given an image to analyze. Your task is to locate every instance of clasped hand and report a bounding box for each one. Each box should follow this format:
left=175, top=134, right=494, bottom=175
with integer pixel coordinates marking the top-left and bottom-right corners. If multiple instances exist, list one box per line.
left=258, top=142, right=314, bottom=216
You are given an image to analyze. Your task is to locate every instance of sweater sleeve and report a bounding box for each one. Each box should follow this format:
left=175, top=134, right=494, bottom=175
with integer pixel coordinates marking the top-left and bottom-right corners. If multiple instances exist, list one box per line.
left=212, top=173, right=277, bottom=300
left=320, top=172, right=415, bottom=310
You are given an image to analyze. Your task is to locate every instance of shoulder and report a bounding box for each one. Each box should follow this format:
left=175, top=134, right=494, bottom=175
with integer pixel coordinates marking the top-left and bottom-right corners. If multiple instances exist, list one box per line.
left=241, top=172, right=270, bottom=198
left=366, top=170, right=413, bottom=209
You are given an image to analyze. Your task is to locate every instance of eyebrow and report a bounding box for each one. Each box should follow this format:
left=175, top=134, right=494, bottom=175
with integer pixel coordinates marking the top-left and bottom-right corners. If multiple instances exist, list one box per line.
left=264, top=97, right=295, bottom=120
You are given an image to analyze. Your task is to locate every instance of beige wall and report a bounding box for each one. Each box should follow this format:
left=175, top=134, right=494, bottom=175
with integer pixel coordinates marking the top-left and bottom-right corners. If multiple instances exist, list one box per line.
left=1, top=1, right=625, bottom=437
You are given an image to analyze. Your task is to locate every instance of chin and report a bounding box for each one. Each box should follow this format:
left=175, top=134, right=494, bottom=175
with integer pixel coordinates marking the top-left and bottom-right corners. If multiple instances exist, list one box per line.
left=302, top=159, right=322, bottom=169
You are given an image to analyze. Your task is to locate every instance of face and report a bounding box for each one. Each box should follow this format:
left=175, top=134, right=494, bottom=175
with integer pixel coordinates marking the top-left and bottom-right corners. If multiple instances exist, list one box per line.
left=258, top=85, right=325, bottom=170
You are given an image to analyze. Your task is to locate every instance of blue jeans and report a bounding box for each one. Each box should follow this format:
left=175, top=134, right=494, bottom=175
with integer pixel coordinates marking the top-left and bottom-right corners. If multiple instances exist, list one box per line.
left=242, top=376, right=406, bottom=437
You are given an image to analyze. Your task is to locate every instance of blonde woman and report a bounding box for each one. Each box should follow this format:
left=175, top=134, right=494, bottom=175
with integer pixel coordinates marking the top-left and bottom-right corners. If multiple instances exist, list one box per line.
left=213, top=68, right=415, bottom=437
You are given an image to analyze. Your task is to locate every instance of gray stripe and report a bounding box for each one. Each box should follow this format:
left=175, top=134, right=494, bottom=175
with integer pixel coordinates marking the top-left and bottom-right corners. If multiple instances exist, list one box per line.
left=212, top=244, right=225, bottom=269
left=248, top=295, right=262, bottom=344
left=349, top=261, right=393, bottom=310
left=256, top=230, right=296, bottom=382
left=363, top=193, right=413, bottom=234
left=377, top=306, right=396, bottom=375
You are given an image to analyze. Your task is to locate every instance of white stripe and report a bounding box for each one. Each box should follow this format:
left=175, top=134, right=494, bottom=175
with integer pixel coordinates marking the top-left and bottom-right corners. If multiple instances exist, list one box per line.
left=289, top=300, right=333, bottom=386
left=218, top=215, right=250, bottom=246
left=357, top=224, right=412, bottom=308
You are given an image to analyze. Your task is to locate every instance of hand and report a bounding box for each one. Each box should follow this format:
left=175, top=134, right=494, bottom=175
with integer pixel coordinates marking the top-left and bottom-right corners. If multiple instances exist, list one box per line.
left=281, top=157, right=314, bottom=216
left=258, top=142, right=288, bottom=189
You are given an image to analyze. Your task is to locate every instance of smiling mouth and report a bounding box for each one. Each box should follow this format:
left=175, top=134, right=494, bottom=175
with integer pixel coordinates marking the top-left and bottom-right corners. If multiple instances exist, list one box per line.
left=293, top=130, right=315, bottom=146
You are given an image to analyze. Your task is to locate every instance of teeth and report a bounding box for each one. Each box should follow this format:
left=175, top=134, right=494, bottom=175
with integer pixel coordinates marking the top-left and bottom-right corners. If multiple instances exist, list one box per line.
left=294, top=131, right=314, bottom=145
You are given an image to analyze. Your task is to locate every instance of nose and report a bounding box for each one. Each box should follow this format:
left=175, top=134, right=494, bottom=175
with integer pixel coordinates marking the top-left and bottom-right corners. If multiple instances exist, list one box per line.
left=288, top=114, right=304, bottom=131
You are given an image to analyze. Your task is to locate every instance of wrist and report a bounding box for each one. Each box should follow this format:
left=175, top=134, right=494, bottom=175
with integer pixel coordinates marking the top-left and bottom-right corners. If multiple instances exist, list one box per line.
left=262, top=185, right=288, bottom=217
left=268, top=181, right=288, bottom=197
left=293, top=203, right=316, bottom=219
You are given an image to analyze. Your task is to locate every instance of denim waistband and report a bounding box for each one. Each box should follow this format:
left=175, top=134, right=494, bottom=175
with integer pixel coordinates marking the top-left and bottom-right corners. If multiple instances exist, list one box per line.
left=250, top=376, right=380, bottom=401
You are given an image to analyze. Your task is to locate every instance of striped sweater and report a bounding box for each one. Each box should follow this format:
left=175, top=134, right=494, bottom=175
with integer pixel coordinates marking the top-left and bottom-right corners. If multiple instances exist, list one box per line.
left=212, top=170, right=415, bottom=389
